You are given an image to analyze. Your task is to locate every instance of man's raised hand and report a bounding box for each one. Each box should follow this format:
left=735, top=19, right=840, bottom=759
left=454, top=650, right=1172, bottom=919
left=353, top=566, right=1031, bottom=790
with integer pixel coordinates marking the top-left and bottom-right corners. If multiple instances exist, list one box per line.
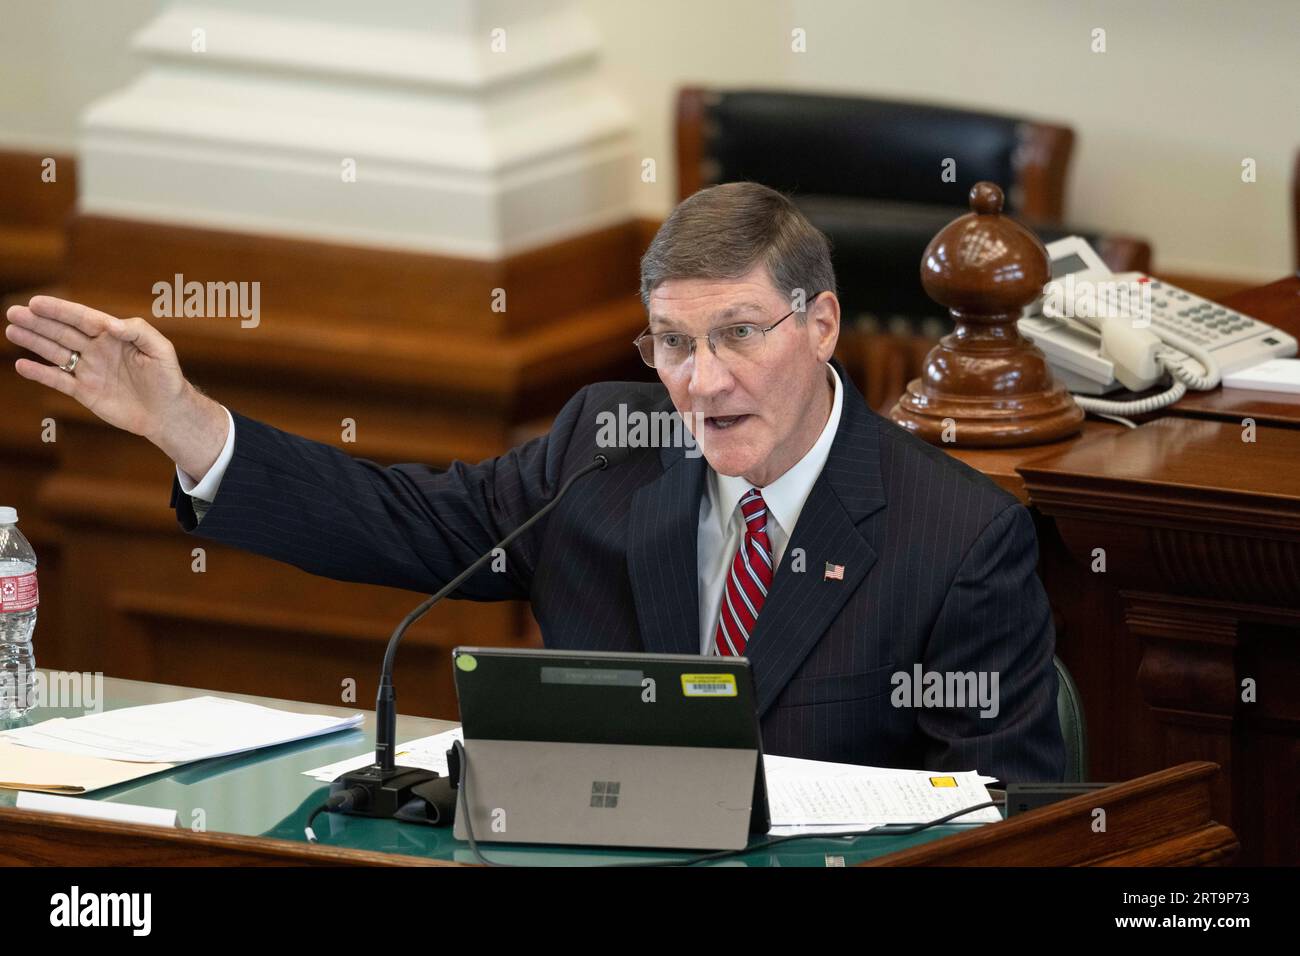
left=5, top=295, right=229, bottom=480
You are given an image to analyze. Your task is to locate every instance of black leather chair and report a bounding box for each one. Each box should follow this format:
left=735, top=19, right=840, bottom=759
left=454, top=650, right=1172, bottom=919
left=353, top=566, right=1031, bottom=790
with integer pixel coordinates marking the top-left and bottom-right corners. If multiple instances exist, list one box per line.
left=676, top=88, right=1153, bottom=409
left=677, top=88, right=1152, bottom=327
left=1055, top=655, right=1088, bottom=783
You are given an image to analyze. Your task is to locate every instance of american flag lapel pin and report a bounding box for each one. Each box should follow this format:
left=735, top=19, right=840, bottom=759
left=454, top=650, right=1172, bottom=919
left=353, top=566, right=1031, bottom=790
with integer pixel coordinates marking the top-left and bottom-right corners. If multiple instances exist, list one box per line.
left=824, top=562, right=845, bottom=581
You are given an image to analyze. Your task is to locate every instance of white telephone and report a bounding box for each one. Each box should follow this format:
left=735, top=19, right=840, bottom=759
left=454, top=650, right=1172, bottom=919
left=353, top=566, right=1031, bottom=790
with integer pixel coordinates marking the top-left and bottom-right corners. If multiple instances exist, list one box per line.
left=1018, top=236, right=1298, bottom=417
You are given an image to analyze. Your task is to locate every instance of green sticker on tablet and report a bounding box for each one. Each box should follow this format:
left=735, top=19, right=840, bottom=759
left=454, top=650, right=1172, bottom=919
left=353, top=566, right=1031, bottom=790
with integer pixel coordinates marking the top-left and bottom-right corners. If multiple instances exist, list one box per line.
left=456, top=653, right=478, bottom=672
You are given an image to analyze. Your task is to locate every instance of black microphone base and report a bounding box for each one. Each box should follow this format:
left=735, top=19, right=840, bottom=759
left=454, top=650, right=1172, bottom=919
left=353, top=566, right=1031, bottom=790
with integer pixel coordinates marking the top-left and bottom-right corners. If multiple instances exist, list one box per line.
left=331, top=764, right=442, bottom=818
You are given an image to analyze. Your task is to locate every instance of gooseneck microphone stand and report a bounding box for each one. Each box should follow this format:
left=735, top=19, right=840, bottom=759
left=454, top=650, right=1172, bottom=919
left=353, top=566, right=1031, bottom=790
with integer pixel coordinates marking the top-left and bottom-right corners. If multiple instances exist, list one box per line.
left=324, top=452, right=619, bottom=822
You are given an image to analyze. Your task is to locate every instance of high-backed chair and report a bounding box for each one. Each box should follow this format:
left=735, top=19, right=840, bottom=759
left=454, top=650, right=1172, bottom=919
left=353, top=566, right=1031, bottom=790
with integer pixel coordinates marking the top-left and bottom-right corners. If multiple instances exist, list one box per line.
left=676, top=88, right=1153, bottom=409
left=679, top=88, right=1075, bottom=216
left=1055, top=655, right=1088, bottom=783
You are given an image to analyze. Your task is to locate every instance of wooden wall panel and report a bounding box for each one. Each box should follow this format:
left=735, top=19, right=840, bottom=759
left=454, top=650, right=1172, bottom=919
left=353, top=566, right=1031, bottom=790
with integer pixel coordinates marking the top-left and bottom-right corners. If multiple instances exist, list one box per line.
left=65, top=214, right=646, bottom=338
left=0, top=340, right=66, bottom=676
left=24, top=395, right=536, bottom=720
left=4, top=203, right=649, bottom=721
left=0, top=150, right=77, bottom=293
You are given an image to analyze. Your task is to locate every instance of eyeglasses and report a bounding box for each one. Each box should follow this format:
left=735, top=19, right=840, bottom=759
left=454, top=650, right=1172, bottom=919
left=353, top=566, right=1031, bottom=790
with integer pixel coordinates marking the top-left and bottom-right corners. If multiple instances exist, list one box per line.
left=633, top=297, right=817, bottom=370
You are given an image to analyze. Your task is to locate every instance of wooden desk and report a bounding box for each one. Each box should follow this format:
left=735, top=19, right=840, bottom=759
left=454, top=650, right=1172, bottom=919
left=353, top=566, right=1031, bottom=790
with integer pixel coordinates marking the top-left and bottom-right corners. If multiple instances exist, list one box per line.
left=0, top=674, right=1236, bottom=866
left=945, top=421, right=1123, bottom=504
left=939, top=276, right=1300, bottom=866
left=0, top=676, right=1237, bottom=868
left=0, top=763, right=1236, bottom=867
left=869, top=762, right=1235, bottom=866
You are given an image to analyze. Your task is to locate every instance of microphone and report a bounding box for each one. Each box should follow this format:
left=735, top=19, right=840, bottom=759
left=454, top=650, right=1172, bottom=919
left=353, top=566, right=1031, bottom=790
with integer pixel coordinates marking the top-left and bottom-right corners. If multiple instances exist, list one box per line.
left=329, top=449, right=625, bottom=821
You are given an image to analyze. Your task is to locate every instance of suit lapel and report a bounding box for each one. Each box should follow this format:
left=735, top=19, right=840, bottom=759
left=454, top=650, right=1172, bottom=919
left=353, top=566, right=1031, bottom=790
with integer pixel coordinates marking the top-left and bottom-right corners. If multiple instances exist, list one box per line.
left=622, top=361, right=889, bottom=699
left=743, top=362, right=889, bottom=717
left=627, top=443, right=707, bottom=656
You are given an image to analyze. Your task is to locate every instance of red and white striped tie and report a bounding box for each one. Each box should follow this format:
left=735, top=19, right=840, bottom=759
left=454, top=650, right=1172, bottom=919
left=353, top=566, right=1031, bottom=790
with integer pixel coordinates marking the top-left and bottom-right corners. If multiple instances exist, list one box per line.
left=714, top=488, right=773, bottom=657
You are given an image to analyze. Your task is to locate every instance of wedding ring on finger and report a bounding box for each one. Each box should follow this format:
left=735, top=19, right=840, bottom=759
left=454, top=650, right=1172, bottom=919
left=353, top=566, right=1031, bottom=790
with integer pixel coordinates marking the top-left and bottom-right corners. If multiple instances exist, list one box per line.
left=58, top=349, right=81, bottom=375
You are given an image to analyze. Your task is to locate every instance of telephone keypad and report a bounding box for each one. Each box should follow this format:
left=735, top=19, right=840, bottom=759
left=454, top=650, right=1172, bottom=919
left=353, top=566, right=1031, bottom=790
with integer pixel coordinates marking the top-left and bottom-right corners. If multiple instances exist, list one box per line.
left=1141, top=275, right=1263, bottom=351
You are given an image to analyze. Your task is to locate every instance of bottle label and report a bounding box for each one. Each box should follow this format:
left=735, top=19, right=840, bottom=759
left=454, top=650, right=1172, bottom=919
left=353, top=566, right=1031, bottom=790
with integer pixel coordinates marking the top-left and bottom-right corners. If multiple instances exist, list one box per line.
left=0, top=573, right=38, bottom=612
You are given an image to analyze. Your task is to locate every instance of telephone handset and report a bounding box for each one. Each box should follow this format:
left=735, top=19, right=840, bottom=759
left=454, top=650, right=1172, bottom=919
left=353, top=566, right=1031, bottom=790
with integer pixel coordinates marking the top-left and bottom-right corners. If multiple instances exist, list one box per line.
left=1018, top=237, right=1297, bottom=417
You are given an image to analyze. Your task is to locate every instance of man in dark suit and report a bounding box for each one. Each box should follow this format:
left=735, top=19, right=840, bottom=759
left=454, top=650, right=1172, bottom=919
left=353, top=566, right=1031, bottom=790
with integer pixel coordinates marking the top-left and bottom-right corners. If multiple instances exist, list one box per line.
left=5, top=182, right=1064, bottom=783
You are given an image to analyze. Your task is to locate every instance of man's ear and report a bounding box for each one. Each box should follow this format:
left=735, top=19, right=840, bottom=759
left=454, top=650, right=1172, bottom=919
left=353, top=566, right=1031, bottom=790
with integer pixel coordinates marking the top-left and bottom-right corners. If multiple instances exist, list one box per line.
left=811, top=292, right=841, bottom=363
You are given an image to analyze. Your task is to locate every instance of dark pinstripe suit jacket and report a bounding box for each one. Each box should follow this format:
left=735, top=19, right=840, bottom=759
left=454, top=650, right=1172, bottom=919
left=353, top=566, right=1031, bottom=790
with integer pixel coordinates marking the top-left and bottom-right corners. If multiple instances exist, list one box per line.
left=172, top=360, right=1065, bottom=784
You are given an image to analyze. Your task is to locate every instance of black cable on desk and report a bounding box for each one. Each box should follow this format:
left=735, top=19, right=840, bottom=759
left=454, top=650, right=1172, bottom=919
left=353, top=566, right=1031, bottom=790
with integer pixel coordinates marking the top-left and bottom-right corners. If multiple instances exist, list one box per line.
left=657, top=799, right=1002, bottom=866
left=455, top=740, right=515, bottom=867
left=305, top=787, right=367, bottom=843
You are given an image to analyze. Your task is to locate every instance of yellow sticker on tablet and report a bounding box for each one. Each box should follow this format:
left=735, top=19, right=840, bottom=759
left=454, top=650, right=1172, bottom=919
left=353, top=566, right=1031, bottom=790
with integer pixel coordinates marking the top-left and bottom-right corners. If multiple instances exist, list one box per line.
left=681, top=673, right=737, bottom=697
left=929, top=776, right=958, bottom=788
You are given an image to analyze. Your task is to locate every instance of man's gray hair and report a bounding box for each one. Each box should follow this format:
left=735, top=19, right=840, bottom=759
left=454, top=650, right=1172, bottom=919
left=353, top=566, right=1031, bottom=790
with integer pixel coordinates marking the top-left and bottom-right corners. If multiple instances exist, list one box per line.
left=639, top=182, right=837, bottom=314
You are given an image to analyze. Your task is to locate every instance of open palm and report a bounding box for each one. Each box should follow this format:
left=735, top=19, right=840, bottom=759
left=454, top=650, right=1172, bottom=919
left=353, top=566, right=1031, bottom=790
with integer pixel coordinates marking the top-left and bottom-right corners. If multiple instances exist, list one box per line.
left=5, top=295, right=187, bottom=441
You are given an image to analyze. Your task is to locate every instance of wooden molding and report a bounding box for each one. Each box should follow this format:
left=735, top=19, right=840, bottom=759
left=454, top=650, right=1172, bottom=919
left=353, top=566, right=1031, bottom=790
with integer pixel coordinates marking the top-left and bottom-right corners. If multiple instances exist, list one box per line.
left=66, top=213, right=644, bottom=339
left=0, top=149, right=78, bottom=291
left=112, top=590, right=446, bottom=648
left=0, top=149, right=77, bottom=226
left=1125, top=594, right=1239, bottom=721
left=0, top=807, right=455, bottom=866
left=39, top=275, right=649, bottom=415
left=866, top=762, right=1236, bottom=866
left=0, top=764, right=1235, bottom=866
left=1021, top=418, right=1300, bottom=544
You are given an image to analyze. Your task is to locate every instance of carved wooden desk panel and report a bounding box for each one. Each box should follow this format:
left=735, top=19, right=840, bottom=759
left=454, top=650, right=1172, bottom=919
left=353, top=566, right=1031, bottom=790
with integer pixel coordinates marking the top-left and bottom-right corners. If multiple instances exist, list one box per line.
left=943, top=406, right=1297, bottom=865
left=1021, top=417, right=1298, bottom=855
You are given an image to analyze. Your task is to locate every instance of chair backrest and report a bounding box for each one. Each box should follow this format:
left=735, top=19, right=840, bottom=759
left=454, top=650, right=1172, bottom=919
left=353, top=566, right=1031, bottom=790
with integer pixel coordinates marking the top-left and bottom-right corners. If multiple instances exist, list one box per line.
left=1054, top=655, right=1088, bottom=783
left=677, top=88, right=1074, bottom=221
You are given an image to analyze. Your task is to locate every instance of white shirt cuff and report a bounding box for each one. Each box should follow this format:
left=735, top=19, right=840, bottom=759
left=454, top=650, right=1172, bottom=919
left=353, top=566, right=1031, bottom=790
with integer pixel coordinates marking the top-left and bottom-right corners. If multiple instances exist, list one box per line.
left=176, top=405, right=236, bottom=502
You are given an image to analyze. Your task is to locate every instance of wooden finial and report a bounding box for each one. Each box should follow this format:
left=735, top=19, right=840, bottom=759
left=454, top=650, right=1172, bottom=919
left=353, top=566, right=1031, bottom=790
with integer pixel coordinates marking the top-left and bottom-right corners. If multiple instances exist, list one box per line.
left=889, top=181, right=1084, bottom=447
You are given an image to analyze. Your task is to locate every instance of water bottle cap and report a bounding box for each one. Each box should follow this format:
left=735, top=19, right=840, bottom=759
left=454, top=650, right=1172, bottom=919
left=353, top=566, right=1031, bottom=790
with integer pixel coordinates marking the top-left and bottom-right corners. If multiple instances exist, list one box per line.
left=0, top=507, right=15, bottom=525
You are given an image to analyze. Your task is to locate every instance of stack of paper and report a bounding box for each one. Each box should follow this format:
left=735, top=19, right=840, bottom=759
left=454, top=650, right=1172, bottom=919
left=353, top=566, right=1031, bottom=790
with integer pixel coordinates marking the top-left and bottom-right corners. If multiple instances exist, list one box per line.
left=0, top=696, right=363, bottom=794
left=0, top=743, right=175, bottom=795
left=764, top=753, right=1001, bottom=835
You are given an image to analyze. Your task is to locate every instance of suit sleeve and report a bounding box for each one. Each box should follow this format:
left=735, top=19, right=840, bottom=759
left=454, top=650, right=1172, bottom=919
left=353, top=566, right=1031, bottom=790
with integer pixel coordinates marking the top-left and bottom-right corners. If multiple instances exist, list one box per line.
left=915, top=502, right=1067, bottom=784
left=169, top=386, right=594, bottom=601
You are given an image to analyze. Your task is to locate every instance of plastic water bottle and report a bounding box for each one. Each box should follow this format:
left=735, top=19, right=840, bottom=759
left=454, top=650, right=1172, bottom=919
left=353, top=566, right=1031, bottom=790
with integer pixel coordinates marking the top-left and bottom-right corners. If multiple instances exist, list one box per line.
left=0, top=507, right=39, bottom=719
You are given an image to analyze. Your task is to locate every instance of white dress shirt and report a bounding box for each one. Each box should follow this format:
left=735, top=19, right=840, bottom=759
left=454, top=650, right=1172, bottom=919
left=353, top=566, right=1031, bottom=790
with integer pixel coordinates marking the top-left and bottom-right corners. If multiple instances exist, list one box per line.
left=179, top=365, right=844, bottom=656
left=696, top=363, right=843, bottom=654
left=175, top=405, right=236, bottom=519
